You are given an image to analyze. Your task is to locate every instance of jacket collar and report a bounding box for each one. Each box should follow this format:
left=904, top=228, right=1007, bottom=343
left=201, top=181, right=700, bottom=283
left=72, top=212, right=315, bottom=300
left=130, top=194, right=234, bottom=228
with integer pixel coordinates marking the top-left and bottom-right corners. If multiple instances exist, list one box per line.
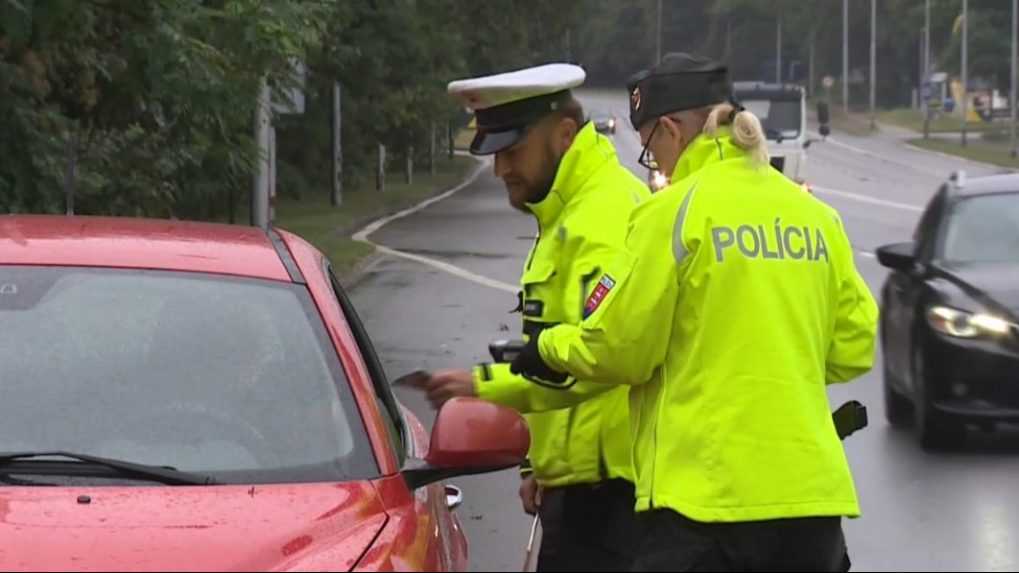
left=670, top=126, right=746, bottom=182
left=527, top=122, right=618, bottom=230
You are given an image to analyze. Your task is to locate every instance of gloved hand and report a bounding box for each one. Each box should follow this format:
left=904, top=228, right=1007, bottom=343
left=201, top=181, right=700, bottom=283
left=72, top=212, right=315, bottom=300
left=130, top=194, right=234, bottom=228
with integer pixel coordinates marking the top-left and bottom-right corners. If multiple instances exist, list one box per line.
left=510, top=335, right=569, bottom=386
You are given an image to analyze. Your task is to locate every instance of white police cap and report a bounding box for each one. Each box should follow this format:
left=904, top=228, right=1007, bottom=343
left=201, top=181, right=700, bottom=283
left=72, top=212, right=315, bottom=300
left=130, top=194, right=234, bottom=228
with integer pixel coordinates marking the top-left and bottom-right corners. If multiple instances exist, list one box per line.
left=448, top=63, right=586, bottom=155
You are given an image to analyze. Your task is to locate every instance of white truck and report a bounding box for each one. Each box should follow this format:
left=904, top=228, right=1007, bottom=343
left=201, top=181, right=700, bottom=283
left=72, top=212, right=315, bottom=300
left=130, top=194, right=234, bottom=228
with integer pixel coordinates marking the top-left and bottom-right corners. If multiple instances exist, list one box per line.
left=732, top=82, right=811, bottom=183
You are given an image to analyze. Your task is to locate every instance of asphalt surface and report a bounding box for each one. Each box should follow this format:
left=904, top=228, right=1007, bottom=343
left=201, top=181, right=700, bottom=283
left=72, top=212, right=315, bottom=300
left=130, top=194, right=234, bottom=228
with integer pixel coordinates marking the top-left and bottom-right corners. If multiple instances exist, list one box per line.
left=348, top=91, right=1019, bottom=572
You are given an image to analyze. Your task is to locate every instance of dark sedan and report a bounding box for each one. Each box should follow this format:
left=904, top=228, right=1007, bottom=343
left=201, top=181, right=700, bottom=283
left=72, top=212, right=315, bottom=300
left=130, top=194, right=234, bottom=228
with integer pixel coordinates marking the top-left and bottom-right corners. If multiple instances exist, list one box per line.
left=878, top=172, right=1019, bottom=449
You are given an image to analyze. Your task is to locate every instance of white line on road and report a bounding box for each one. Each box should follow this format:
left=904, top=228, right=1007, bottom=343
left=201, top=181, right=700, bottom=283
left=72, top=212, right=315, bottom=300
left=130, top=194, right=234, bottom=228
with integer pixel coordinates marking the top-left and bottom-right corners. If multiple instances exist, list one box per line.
left=811, top=185, right=923, bottom=213
left=371, top=244, right=518, bottom=294
left=824, top=136, right=937, bottom=175
left=352, top=154, right=519, bottom=294
left=825, top=136, right=877, bottom=158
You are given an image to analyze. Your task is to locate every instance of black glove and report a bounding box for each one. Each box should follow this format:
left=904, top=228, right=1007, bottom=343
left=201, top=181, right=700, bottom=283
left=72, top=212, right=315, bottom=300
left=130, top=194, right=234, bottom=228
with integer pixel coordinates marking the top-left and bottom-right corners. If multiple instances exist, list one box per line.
left=510, top=334, right=569, bottom=387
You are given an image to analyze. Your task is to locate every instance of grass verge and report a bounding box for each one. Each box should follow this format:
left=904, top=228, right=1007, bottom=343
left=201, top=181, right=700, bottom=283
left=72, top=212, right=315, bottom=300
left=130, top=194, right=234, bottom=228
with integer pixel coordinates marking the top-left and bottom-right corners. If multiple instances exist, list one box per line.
left=879, top=108, right=1001, bottom=134
left=907, top=137, right=1019, bottom=170
left=272, top=153, right=476, bottom=277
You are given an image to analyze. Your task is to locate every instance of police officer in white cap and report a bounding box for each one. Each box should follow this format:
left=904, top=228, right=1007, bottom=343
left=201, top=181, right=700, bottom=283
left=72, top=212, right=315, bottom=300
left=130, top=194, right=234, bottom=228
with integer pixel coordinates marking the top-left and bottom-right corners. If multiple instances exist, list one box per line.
left=409, top=64, right=650, bottom=571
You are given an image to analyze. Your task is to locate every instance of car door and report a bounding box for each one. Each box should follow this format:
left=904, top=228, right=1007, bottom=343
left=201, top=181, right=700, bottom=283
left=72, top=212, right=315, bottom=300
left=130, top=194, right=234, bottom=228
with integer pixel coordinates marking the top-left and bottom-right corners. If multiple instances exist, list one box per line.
left=886, top=188, right=946, bottom=393
left=326, top=268, right=467, bottom=571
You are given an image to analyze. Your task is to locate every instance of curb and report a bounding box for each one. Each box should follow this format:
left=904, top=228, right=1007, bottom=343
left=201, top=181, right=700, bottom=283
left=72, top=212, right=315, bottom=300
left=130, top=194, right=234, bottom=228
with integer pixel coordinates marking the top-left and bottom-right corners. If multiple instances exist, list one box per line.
left=337, top=151, right=488, bottom=287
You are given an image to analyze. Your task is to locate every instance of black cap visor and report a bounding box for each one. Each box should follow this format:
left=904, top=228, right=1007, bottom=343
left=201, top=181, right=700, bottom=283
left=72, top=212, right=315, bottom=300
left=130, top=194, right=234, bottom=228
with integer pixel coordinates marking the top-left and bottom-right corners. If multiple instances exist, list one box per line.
left=470, top=126, right=528, bottom=155
left=469, top=89, right=573, bottom=155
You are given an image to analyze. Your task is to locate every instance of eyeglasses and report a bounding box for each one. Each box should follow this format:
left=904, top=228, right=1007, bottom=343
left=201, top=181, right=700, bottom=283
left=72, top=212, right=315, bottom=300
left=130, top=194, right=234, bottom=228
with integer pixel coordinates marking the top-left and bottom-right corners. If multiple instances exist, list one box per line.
left=638, top=121, right=659, bottom=170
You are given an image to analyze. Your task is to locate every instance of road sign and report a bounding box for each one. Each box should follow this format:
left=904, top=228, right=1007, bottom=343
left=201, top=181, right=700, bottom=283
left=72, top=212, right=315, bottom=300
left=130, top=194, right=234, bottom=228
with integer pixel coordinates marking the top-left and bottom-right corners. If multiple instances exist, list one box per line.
left=822, top=75, right=835, bottom=89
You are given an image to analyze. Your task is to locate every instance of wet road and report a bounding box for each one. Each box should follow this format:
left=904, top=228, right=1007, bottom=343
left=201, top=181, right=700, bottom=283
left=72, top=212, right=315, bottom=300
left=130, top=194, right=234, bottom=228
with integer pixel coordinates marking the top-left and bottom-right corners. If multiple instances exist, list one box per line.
left=348, top=90, right=1019, bottom=571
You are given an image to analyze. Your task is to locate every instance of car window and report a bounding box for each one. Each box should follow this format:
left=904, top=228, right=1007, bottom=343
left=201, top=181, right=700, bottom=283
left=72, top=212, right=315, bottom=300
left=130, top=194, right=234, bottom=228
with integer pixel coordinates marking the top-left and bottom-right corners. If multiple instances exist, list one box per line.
left=0, top=266, right=378, bottom=484
left=914, top=186, right=947, bottom=261
left=327, top=268, right=409, bottom=465
left=739, top=99, right=802, bottom=139
left=941, top=192, right=1019, bottom=264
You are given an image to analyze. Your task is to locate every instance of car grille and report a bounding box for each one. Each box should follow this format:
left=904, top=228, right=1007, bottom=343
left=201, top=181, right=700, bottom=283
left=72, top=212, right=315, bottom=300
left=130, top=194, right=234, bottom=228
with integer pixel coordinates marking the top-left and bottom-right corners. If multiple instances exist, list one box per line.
left=770, top=156, right=785, bottom=172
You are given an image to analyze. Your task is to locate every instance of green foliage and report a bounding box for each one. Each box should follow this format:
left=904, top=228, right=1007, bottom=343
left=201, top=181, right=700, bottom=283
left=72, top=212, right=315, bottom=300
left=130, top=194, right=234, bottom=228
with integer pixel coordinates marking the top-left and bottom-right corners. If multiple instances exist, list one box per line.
left=0, top=0, right=327, bottom=217
left=1, top=0, right=582, bottom=216
left=8, top=0, right=1007, bottom=219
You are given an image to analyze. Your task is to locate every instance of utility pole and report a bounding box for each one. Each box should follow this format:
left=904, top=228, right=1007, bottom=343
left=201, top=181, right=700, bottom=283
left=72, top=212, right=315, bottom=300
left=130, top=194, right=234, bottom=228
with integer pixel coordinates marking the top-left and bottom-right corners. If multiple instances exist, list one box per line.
left=961, top=0, right=968, bottom=147
left=843, top=0, right=850, bottom=114
left=725, top=17, right=732, bottom=61
left=870, top=0, right=877, bottom=130
left=331, top=82, right=343, bottom=207
left=923, top=0, right=931, bottom=139
left=656, top=0, right=663, bottom=64
left=1012, top=0, right=1017, bottom=158
left=251, top=77, right=270, bottom=230
left=776, top=14, right=783, bottom=83
left=809, top=27, right=816, bottom=97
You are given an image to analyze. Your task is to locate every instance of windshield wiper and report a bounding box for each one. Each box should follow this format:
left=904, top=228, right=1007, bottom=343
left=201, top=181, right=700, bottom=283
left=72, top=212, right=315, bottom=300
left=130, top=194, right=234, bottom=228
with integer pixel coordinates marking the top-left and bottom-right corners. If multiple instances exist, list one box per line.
left=0, top=451, right=218, bottom=485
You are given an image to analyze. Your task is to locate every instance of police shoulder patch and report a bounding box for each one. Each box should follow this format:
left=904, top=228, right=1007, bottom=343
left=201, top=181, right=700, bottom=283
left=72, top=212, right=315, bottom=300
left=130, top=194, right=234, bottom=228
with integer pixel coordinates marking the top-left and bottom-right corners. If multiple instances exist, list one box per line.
left=583, top=274, right=616, bottom=319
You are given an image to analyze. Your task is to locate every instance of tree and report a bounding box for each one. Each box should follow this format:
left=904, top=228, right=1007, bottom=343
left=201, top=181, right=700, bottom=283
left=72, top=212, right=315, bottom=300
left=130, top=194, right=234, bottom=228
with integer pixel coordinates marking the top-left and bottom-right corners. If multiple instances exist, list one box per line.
left=1, top=0, right=332, bottom=217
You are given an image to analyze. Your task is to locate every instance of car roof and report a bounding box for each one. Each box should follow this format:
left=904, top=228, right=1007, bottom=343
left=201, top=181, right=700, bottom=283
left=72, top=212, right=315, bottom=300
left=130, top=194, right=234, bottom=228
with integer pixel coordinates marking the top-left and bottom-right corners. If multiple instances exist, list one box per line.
left=950, top=173, right=1019, bottom=198
left=733, top=81, right=804, bottom=101
left=0, top=215, right=293, bottom=281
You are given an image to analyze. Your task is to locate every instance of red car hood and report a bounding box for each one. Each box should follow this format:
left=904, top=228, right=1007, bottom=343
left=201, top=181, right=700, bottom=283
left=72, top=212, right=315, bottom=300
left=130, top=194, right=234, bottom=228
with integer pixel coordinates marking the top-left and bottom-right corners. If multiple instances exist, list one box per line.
left=0, top=482, right=388, bottom=572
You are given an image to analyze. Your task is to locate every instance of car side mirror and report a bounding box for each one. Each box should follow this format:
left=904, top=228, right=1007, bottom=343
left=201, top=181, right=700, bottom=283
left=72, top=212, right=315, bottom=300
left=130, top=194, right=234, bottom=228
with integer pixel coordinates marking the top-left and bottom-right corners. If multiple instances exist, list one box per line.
left=876, top=242, right=918, bottom=272
left=403, top=398, right=530, bottom=490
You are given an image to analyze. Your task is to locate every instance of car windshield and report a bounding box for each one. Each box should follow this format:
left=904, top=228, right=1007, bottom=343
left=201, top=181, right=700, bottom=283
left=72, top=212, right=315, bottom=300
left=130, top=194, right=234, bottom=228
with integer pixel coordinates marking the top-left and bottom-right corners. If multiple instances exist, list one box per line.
left=941, top=192, right=1019, bottom=264
left=0, top=266, right=377, bottom=485
left=739, top=99, right=802, bottom=139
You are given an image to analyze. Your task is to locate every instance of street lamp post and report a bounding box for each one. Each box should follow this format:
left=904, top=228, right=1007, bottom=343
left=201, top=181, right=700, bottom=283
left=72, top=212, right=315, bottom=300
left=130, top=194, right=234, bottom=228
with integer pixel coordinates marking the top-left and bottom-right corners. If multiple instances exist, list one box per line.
left=656, top=0, right=663, bottom=64
left=843, top=0, right=850, bottom=114
left=777, top=15, right=783, bottom=83
left=870, top=0, right=877, bottom=130
left=923, top=0, right=931, bottom=139
left=1012, top=0, right=1018, bottom=158
left=961, top=0, right=968, bottom=147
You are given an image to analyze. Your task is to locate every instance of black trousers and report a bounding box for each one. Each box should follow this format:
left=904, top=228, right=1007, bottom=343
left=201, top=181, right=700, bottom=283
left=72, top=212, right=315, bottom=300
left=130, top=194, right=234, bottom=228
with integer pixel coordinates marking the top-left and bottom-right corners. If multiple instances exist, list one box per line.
left=632, top=509, right=852, bottom=572
left=536, top=479, right=637, bottom=572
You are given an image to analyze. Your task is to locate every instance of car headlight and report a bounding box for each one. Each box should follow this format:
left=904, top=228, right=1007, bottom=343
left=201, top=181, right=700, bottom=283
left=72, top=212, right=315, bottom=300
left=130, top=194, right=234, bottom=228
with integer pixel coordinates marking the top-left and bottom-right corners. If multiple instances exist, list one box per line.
left=650, top=170, right=669, bottom=191
left=926, top=305, right=1014, bottom=338
left=608, top=119, right=615, bottom=129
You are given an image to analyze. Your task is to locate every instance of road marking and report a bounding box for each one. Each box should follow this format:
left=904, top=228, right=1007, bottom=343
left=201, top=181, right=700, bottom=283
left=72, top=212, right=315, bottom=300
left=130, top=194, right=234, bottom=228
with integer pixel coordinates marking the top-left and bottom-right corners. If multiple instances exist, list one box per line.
left=824, top=136, right=941, bottom=175
left=811, top=185, right=924, bottom=213
left=825, top=136, right=877, bottom=157
left=371, top=244, right=518, bottom=293
left=352, top=154, right=519, bottom=294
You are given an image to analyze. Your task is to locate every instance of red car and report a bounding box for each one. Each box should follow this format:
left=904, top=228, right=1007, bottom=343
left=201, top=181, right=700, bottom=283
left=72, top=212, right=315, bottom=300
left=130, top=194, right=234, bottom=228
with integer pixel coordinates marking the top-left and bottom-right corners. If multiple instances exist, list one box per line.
left=0, top=215, right=529, bottom=571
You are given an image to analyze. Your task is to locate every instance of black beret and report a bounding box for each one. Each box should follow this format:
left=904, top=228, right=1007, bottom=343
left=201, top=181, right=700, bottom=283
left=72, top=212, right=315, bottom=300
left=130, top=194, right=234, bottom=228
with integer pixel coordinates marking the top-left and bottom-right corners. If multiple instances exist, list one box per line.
left=627, top=53, right=732, bottom=130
